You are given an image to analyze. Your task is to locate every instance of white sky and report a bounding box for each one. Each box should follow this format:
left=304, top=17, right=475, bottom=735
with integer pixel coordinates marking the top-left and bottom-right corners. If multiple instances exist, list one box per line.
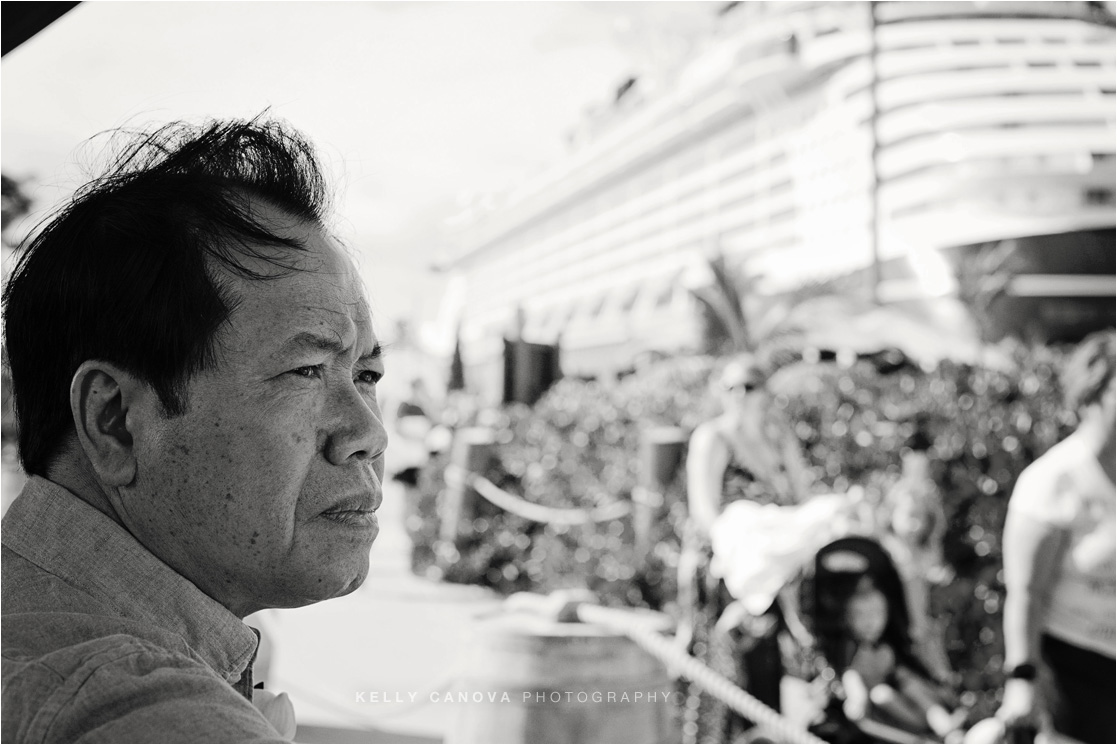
left=1, top=0, right=719, bottom=327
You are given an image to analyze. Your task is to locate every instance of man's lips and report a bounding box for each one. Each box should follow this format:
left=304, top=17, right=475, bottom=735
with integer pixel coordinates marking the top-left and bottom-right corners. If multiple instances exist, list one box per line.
left=324, top=493, right=380, bottom=513
left=319, top=491, right=381, bottom=531
left=319, top=509, right=379, bottom=530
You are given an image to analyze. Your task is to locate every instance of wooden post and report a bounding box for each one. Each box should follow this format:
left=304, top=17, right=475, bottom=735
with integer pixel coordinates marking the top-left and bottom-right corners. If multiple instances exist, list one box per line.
left=440, top=427, right=497, bottom=544
left=633, top=427, right=687, bottom=561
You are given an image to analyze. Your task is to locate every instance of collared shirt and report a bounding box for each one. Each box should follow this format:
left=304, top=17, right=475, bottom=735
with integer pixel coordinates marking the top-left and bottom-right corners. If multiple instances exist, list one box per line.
left=2, top=476, right=288, bottom=742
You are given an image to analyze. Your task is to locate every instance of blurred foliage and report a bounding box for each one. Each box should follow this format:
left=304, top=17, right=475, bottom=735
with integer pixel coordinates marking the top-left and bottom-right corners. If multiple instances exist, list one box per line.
left=778, top=341, right=1073, bottom=719
left=410, top=355, right=719, bottom=609
left=2, top=173, right=33, bottom=235
left=688, top=252, right=860, bottom=357
left=409, top=341, right=1074, bottom=717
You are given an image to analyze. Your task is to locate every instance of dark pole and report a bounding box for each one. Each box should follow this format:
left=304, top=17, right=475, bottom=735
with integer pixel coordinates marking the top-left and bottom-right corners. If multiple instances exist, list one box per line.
left=439, top=428, right=496, bottom=546
left=868, top=0, right=883, bottom=304
left=633, top=427, right=686, bottom=562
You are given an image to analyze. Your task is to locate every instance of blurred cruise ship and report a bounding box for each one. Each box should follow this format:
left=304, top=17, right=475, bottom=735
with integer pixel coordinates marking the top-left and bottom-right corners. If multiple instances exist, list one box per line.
left=437, top=1, right=1116, bottom=396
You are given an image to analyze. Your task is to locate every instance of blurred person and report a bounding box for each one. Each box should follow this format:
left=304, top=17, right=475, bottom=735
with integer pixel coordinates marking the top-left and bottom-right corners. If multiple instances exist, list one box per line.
left=389, top=378, right=435, bottom=524
left=882, top=423, right=953, bottom=682
left=677, top=355, right=813, bottom=742
left=1, top=117, right=388, bottom=742
left=686, top=357, right=812, bottom=532
left=837, top=576, right=964, bottom=741
left=997, top=330, right=1115, bottom=744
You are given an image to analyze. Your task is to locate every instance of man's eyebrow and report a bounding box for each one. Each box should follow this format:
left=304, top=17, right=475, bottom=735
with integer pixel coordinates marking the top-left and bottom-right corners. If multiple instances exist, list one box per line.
left=278, top=332, right=345, bottom=356
left=359, top=344, right=384, bottom=363
left=278, top=332, right=382, bottom=361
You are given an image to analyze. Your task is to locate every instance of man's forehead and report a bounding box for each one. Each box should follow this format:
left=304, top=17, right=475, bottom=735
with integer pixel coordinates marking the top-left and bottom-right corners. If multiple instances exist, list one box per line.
left=272, top=297, right=375, bottom=344
left=218, top=291, right=378, bottom=366
left=216, top=217, right=377, bottom=354
left=255, top=265, right=375, bottom=334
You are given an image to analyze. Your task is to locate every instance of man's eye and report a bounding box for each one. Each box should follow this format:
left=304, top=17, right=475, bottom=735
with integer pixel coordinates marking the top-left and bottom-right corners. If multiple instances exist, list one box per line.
left=290, top=365, right=323, bottom=379
left=356, top=369, right=383, bottom=385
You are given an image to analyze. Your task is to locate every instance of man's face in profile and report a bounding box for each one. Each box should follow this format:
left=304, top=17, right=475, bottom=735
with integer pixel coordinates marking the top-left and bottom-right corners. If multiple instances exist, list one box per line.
left=120, top=201, right=388, bottom=616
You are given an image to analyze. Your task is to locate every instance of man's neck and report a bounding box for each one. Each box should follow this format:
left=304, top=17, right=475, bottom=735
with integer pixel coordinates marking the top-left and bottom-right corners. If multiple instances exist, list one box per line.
left=43, top=451, right=259, bottom=619
left=43, top=446, right=126, bottom=528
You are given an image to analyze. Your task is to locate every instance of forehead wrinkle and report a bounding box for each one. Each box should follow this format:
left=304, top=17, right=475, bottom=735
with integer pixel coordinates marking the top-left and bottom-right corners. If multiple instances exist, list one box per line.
left=276, top=302, right=377, bottom=360
left=277, top=330, right=347, bottom=359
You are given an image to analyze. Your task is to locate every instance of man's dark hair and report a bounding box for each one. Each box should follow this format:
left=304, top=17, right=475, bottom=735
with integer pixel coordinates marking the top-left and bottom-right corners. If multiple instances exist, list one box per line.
left=2, top=116, right=332, bottom=476
left=1063, top=328, right=1116, bottom=413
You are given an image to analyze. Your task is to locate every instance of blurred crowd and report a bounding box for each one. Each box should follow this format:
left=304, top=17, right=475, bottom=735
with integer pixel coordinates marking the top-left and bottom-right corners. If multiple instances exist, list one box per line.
left=388, top=328, right=1114, bottom=744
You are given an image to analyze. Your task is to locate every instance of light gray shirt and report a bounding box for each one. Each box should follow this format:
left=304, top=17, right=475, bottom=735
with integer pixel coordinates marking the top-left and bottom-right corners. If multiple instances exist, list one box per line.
left=2, top=476, right=286, bottom=742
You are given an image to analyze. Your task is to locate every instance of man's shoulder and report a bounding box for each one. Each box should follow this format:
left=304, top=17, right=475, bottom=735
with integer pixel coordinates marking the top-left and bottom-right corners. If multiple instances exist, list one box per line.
left=2, top=548, right=227, bottom=742
left=2, top=605, right=199, bottom=668
left=2, top=616, right=280, bottom=743
left=2, top=543, right=111, bottom=617
left=3, top=621, right=200, bottom=696
left=1, top=545, right=195, bottom=653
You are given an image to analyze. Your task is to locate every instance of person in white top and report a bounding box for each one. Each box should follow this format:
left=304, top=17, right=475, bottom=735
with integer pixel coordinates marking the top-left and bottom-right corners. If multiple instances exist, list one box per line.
left=998, top=329, right=1115, bottom=744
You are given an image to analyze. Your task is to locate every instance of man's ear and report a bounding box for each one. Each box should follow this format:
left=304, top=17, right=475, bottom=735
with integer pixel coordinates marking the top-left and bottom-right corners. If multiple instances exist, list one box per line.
left=70, top=361, right=145, bottom=487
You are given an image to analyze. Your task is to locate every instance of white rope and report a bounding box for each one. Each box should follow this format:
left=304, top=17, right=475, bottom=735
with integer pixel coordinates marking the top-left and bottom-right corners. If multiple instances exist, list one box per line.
left=445, top=464, right=632, bottom=525
left=576, top=604, right=830, bottom=744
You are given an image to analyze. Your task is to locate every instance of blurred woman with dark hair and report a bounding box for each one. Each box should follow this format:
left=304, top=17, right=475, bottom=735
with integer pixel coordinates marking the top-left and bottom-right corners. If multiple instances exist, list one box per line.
left=998, top=330, right=1116, bottom=744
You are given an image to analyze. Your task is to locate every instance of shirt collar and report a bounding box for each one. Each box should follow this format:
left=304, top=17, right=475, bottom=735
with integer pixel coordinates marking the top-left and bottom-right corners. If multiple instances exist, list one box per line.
left=1, top=476, right=258, bottom=685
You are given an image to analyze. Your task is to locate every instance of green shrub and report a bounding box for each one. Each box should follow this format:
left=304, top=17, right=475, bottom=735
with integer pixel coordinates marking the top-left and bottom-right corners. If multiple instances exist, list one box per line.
left=409, top=356, right=718, bottom=609
left=777, top=343, right=1071, bottom=718
left=409, top=343, right=1073, bottom=716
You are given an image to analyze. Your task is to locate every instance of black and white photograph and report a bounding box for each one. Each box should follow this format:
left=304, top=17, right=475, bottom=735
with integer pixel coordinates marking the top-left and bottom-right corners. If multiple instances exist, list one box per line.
left=2, top=2, right=1114, bottom=744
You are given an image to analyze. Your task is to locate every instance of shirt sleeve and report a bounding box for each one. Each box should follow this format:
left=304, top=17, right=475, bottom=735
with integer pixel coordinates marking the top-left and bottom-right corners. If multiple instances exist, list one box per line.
left=1007, top=457, right=1077, bottom=530
left=16, top=643, right=290, bottom=744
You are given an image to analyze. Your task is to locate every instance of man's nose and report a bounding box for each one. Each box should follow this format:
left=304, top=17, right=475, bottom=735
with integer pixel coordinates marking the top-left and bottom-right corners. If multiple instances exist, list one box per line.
left=325, top=382, right=388, bottom=466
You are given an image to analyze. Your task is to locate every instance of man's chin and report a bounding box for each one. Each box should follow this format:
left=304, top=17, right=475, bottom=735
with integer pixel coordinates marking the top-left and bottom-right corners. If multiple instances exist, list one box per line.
left=321, top=558, right=370, bottom=601
left=333, top=566, right=369, bottom=598
left=268, top=562, right=370, bottom=610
